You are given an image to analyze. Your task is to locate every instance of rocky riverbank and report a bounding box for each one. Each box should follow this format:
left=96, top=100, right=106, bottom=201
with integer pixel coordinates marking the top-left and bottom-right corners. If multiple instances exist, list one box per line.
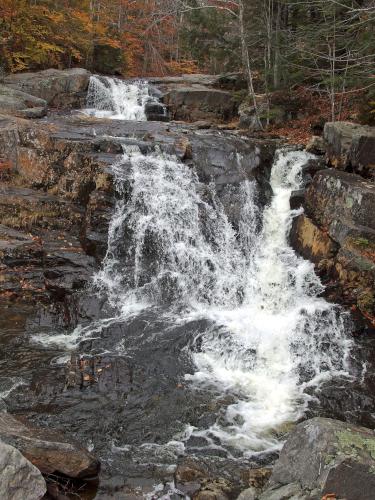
left=291, top=123, right=375, bottom=324
left=0, top=68, right=374, bottom=499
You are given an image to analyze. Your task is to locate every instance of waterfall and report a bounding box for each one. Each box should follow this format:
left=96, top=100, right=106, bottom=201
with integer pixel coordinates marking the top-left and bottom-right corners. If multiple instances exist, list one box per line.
left=85, top=75, right=150, bottom=120
left=92, top=146, right=352, bottom=456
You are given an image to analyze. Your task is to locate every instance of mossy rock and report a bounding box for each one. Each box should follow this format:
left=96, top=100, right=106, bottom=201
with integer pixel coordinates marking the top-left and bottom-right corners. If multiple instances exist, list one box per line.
left=268, top=418, right=375, bottom=500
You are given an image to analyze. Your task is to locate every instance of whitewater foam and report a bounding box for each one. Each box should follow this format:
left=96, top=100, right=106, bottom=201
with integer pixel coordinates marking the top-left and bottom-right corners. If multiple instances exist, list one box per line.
left=35, top=144, right=352, bottom=457
left=85, top=75, right=150, bottom=120
left=97, top=146, right=352, bottom=455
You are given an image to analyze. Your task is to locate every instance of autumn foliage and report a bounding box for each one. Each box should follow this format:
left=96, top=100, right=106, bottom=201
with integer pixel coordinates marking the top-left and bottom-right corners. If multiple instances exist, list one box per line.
left=0, top=0, right=197, bottom=76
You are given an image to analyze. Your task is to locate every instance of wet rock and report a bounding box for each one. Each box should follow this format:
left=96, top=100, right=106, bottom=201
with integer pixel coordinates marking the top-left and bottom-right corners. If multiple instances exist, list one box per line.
left=0, top=84, right=47, bottom=118
left=0, top=412, right=100, bottom=478
left=289, top=189, right=305, bottom=210
left=145, top=101, right=169, bottom=122
left=266, top=417, right=375, bottom=500
left=0, top=187, right=82, bottom=230
left=0, top=223, right=95, bottom=302
left=83, top=189, right=114, bottom=259
left=4, top=68, right=91, bottom=108
left=324, top=121, right=375, bottom=179
left=163, top=87, right=237, bottom=122
left=0, top=185, right=90, bottom=268
left=0, top=440, right=46, bottom=500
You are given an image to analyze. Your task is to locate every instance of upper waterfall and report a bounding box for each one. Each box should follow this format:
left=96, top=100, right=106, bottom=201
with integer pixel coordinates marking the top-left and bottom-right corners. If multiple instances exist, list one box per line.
left=85, top=75, right=151, bottom=120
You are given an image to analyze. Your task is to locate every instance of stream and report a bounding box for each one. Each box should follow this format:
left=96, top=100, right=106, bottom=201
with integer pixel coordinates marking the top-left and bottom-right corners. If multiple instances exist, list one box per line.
left=1, top=77, right=374, bottom=499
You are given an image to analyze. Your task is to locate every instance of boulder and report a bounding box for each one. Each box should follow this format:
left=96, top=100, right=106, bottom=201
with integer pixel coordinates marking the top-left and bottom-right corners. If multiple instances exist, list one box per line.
left=0, top=85, right=47, bottom=118
left=305, top=169, right=375, bottom=235
left=265, top=417, right=375, bottom=500
left=324, top=121, right=375, bottom=179
left=0, top=412, right=100, bottom=479
left=305, top=135, right=326, bottom=155
left=4, top=68, right=91, bottom=108
left=163, top=87, right=237, bottom=122
left=0, top=440, right=46, bottom=500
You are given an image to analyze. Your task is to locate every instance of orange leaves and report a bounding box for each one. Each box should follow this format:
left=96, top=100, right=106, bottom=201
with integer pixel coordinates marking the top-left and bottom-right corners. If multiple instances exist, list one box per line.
left=166, top=60, right=199, bottom=75
left=0, top=0, right=197, bottom=76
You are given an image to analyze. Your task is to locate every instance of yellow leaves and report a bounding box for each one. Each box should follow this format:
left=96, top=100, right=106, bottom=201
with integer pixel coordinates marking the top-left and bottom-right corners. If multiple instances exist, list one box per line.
left=0, top=1, right=97, bottom=72
left=37, top=42, right=64, bottom=54
left=0, top=0, right=196, bottom=76
left=44, top=11, right=64, bottom=24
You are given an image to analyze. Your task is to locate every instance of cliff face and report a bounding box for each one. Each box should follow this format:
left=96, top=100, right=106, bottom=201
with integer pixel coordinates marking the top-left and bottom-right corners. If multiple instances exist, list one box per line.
left=0, top=116, right=276, bottom=307
left=291, top=123, right=375, bottom=322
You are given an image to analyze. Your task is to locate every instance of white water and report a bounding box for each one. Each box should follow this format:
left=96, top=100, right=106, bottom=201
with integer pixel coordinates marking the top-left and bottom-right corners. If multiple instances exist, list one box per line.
left=34, top=141, right=352, bottom=455
left=85, top=75, right=150, bottom=120
left=92, top=146, right=352, bottom=455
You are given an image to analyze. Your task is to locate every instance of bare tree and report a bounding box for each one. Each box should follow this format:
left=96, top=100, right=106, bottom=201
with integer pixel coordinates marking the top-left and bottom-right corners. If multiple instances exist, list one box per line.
left=169, top=0, right=263, bottom=128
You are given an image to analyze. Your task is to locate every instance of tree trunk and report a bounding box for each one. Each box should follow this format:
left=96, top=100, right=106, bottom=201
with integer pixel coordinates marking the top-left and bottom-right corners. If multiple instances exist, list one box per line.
left=239, top=0, right=262, bottom=129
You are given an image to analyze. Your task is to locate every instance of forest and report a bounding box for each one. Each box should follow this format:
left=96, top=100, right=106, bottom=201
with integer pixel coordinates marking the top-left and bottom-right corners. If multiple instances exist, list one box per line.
left=0, top=0, right=374, bottom=123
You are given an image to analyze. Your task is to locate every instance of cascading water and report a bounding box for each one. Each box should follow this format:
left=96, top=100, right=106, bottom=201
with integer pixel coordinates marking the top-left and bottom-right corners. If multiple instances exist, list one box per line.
left=85, top=75, right=151, bottom=120
left=91, top=146, right=352, bottom=456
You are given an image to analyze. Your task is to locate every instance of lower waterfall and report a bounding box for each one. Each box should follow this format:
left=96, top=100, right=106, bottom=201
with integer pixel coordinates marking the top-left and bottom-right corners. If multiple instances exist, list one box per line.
left=91, top=146, right=352, bottom=456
